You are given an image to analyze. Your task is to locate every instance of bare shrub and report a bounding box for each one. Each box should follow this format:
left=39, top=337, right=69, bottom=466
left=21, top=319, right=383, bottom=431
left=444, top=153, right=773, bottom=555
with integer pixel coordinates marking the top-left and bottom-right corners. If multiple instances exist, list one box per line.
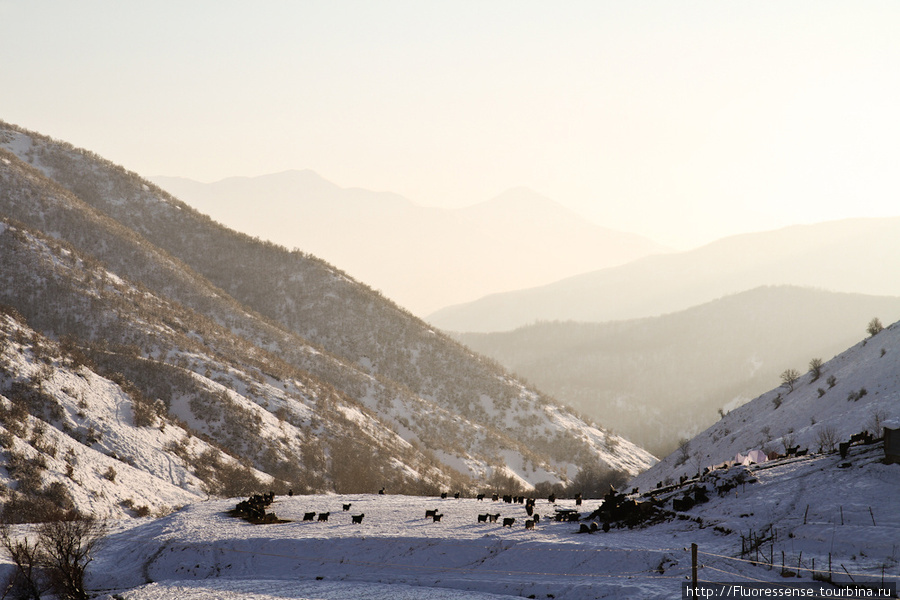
left=0, top=519, right=44, bottom=600
left=815, top=425, right=839, bottom=453
left=36, top=512, right=108, bottom=600
left=867, top=407, right=889, bottom=437
left=0, top=507, right=105, bottom=600
left=808, top=358, right=824, bottom=382
left=867, top=317, right=884, bottom=337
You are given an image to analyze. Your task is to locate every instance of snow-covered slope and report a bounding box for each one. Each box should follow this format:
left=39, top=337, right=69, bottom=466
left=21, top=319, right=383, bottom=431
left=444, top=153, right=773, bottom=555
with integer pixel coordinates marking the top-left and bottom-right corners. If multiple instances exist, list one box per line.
left=632, top=318, right=900, bottom=491
left=0, top=120, right=655, bottom=503
left=10, top=451, right=890, bottom=600
left=0, top=317, right=883, bottom=599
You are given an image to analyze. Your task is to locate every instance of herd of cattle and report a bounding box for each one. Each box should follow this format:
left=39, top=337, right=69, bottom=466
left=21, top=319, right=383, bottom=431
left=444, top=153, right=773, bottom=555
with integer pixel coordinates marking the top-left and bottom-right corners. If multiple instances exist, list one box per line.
left=228, top=486, right=671, bottom=534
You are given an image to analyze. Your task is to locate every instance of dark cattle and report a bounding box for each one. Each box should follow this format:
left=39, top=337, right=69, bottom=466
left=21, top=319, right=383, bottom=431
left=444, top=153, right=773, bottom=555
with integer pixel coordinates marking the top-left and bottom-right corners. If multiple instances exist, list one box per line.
left=488, top=513, right=501, bottom=523
left=694, top=488, right=709, bottom=504
left=574, top=493, right=583, bottom=506
left=533, top=514, right=540, bottom=523
left=477, top=513, right=489, bottom=523
left=476, top=494, right=485, bottom=501
left=525, top=498, right=535, bottom=508
left=288, top=489, right=294, bottom=497
left=432, top=513, right=444, bottom=522
left=525, top=519, right=535, bottom=530
left=491, top=493, right=499, bottom=502
left=849, top=431, right=874, bottom=445
left=318, top=512, right=330, bottom=522
left=303, top=512, right=316, bottom=521
left=351, top=514, right=365, bottom=524
left=554, top=508, right=578, bottom=522
left=343, top=503, right=352, bottom=511
left=503, top=495, right=512, bottom=504
left=234, top=492, right=275, bottom=522
left=673, top=496, right=695, bottom=512
left=454, top=492, right=460, bottom=499
left=839, top=441, right=851, bottom=459
left=547, top=494, right=556, bottom=504
left=526, top=504, right=534, bottom=516
left=379, top=487, right=385, bottom=495
left=441, top=492, right=448, bottom=499
left=425, top=509, right=438, bottom=519
left=502, top=517, right=516, bottom=527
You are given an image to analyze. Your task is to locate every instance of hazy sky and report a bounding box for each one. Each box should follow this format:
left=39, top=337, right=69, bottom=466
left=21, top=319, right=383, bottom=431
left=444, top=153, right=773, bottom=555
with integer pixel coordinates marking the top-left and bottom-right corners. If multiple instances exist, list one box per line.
left=3, top=1, right=900, bottom=248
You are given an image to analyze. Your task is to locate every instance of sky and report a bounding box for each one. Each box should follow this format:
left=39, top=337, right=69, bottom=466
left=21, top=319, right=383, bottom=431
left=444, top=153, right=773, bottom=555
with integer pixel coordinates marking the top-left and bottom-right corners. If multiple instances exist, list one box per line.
left=2, top=1, right=900, bottom=248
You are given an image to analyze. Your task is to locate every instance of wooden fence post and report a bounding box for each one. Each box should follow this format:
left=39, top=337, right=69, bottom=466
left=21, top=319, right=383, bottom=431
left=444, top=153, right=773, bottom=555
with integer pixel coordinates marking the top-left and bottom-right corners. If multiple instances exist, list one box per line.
left=692, top=543, right=698, bottom=593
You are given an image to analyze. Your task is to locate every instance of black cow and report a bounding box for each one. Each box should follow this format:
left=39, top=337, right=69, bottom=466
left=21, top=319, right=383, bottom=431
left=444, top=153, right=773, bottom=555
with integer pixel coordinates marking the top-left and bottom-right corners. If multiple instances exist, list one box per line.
left=351, top=514, right=364, bottom=524
left=502, top=517, right=516, bottom=527
left=303, top=512, right=316, bottom=521
left=317, top=512, right=330, bottom=522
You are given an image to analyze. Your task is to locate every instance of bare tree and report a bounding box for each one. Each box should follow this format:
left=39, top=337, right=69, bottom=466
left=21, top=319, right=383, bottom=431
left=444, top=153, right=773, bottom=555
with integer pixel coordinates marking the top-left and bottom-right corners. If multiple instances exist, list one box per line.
left=781, top=430, right=796, bottom=454
left=780, top=369, right=800, bottom=392
left=815, top=425, right=839, bottom=454
left=36, top=513, right=107, bottom=600
left=0, top=520, right=45, bottom=600
left=867, top=407, right=889, bottom=437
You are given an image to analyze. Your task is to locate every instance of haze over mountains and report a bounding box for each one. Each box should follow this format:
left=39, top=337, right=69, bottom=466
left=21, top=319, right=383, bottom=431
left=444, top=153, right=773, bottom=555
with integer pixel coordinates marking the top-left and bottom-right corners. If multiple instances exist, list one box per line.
left=429, top=217, right=900, bottom=333
left=152, top=157, right=900, bottom=463
left=457, top=285, right=900, bottom=456
left=0, top=120, right=654, bottom=519
left=152, top=172, right=667, bottom=317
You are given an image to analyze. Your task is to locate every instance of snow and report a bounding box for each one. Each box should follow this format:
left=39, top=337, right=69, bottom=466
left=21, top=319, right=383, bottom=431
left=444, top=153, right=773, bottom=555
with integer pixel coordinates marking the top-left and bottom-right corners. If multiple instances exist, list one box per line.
left=56, top=322, right=899, bottom=599
left=1, top=443, right=886, bottom=600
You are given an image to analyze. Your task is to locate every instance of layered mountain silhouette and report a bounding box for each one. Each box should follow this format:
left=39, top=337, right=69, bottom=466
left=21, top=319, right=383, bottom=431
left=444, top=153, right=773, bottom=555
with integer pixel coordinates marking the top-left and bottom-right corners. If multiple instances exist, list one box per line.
left=429, top=217, right=900, bottom=332
left=152, top=172, right=667, bottom=316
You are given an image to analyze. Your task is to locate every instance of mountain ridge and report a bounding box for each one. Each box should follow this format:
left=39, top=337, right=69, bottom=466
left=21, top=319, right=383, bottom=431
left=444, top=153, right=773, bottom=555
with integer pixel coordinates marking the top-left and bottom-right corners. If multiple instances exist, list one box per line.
left=151, top=171, right=668, bottom=316
left=429, top=216, right=900, bottom=332
left=456, top=285, right=900, bottom=455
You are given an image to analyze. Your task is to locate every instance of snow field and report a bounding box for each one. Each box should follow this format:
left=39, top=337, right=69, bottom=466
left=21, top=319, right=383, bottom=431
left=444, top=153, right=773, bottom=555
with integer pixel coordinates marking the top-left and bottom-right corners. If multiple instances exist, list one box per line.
left=87, top=494, right=690, bottom=600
